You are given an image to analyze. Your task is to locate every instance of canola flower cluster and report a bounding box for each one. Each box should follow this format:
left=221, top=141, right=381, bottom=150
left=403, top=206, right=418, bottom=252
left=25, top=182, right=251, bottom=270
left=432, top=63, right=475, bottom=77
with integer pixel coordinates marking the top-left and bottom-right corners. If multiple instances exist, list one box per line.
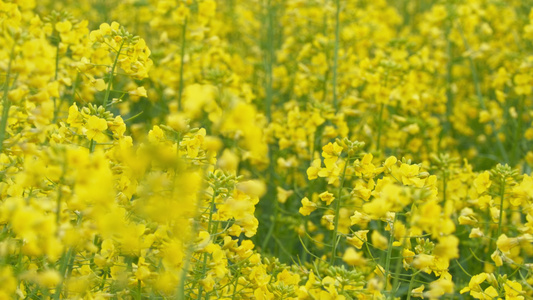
left=0, top=0, right=532, bottom=299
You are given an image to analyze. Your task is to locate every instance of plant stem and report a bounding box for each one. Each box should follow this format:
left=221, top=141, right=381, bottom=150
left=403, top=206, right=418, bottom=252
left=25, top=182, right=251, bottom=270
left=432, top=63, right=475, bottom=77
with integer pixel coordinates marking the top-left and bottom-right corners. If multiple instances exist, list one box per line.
left=406, top=270, right=420, bottom=300
left=177, top=18, right=188, bottom=111
left=53, top=43, right=61, bottom=123
left=54, top=214, right=82, bottom=300
left=0, top=42, right=17, bottom=153
left=89, top=139, right=96, bottom=153
left=232, top=267, right=241, bottom=300
left=136, top=279, right=142, bottom=300
left=384, top=214, right=397, bottom=298
left=376, top=103, right=385, bottom=152
left=178, top=166, right=210, bottom=299
left=390, top=238, right=404, bottom=298
left=444, top=6, right=454, bottom=137
left=260, top=0, right=278, bottom=255
left=197, top=191, right=217, bottom=299
left=332, top=0, right=341, bottom=111
left=264, top=0, right=274, bottom=122
left=496, top=175, right=506, bottom=275
left=442, top=168, right=447, bottom=204
left=511, top=96, right=524, bottom=166
left=330, top=154, right=350, bottom=265
left=102, top=40, right=125, bottom=109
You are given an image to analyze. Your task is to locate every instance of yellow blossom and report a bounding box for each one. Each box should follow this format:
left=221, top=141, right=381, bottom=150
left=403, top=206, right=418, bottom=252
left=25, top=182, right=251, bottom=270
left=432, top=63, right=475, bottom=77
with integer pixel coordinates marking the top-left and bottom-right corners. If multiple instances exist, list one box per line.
left=85, top=115, right=108, bottom=142
left=319, top=191, right=335, bottom=205
left=473, top=171, right=492, bottom=194
left=299, top=197, right=317, bottom=216
left=342, top=247, right=366, bottom=266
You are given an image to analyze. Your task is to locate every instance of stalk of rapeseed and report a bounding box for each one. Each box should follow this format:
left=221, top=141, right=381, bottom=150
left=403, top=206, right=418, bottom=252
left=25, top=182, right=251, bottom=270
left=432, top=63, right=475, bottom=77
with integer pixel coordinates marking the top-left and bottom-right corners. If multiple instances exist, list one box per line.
left=0, top=42, right=16, bottom=153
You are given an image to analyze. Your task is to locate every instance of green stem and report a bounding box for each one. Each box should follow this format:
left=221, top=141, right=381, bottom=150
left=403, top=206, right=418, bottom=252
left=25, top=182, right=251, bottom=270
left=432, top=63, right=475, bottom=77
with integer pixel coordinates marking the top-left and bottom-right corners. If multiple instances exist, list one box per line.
left=197, top=191, right=217, bottom=299
left=261, top=213, right=276, bottom=251
left=89, top=139, right=96, bottom=153
left=102, top=40, right=125, bottom=108
left=390, top=239, right=404, bottom=298
left=231, top=268, right=241, bottom=300
left=178, top=166, right=210, bottom=299
left=54, top=248, right=73, bottom=298
left=444, top=11, right=454, bottom=137
left=71, top=73, right=81, bottom=104
left=55, top=182, right=63, bottom=226
left=207, top=192, right=218, bottom=236
left=442, top=168, right=447, bottom=204
left=511, top=96, right=524, bottom=166
left=332, top=0, right=341, bottom=111
left=136, top=279, right=141, bottom=300
left=261, top=0, right=278, bottom=248
left=406, top=270, right=420, bottom=300
left=53, top=43, right=61, bottom=123
left=263, top=0, right=275, bottom=121
left=384, top=214, right=397, bottom=298
left=56, top=153, right=67, bottom=226
left=54, top=214, right=82, bottom=299
left=496, top=176, right=506, bottom=275
left=0, top=42, right=17, bottom=153
left=376, top=103, right=385, bottom=152
left=330, top=154, right=350, bottom=265
left=100, top=268, right=108, bottom=290
left=177, top=18, right=188, bottom=111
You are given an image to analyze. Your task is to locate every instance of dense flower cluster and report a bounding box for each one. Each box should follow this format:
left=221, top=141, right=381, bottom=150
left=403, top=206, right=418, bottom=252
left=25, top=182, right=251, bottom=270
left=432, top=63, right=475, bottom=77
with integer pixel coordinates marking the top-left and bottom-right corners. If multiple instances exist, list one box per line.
left=0, top=0, right=532, bottom=299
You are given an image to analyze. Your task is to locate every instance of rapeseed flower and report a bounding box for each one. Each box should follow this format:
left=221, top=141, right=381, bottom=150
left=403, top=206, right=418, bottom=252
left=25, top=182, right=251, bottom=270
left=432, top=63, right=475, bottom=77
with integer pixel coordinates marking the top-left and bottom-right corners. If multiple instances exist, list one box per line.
left=1, top=0, right=533, bottom=298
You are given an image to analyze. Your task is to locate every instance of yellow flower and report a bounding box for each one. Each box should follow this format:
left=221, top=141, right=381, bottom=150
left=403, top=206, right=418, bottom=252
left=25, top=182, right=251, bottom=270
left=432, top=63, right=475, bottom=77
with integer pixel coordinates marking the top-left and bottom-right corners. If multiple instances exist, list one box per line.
left=477, top=286, right=499, bottom=300
left=85, top=115, right=108, bottom=142
left=410, top=285, right=424, bottom=298
left=321, top=214, right=335, bottom=230
left=0, top=267, right=17, bottom=298
left=473, top=171, right=492, bottom=194
left=460, top=273, right=490, bottom=296
left=350, top=211, right=371, bottom=227
left=55, top=20, right=72, bottom=33
left=504, top=280, right=524, bottom=300
left=318, top=158, right=342, bottom=184
left=200, top=274, right=215, bottom=292
left=321, top=142, right=343, bottom=159
left=276, top=269, right=300, bottom=285
left=236, top=180, right=266, bottom=198
left=399, top=163, right=424, bottom=187
left=412, top=254, right=434, bottom=273
left=346, top=230, right=368, bottom=249
left=276, top=187, right=293, bottom=203
left=383, top=156, right=397, bottom=172
left=92, top=78, right=106, bottom=91
left=134, top=257, right=151, bottom=282
left=319, top=191, right=335, bottom=205
left=172, top=5, right=190, bottom=24
left=496, top=234, right=519, bottom=254
left=306, top=158, right=322, bottom=180
left=67, top=103, right=83, bottom=128
left=371, top=230, right=388, bottom=250
left=129, top=86, right=147, bottom=97
left=342, top=247, right=366, bottom=266
left=36, top=269, right=62, bottom=288
left=426, top=278, right=454, bottom=298
left=469, top=228, right=484, bottom=238
left=433, top=236, right=459, bottom=260
left=491, top=250, right=503, bottom=267
left=514, top=73, right=532, bottom=95
left=403, top=248, right=415, bottom=265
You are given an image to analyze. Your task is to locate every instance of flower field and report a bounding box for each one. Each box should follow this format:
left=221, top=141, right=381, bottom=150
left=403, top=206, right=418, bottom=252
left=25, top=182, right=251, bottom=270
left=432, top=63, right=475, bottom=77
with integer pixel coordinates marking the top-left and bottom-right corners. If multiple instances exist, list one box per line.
left=1, top=0, right=533, bottom=298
